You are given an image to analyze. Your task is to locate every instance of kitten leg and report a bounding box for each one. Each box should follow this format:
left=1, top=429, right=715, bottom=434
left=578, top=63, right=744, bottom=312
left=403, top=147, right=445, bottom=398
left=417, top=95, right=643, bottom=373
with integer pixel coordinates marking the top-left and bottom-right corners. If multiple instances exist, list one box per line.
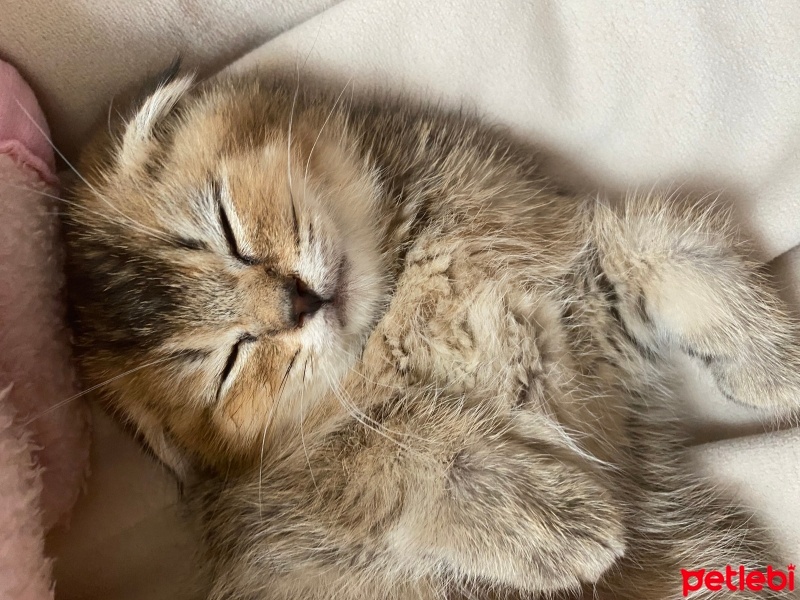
left=407, top=424, right=626, bottom=594
left=201, top=395, right=626, bottom=599
left=588, top=435, right=785, bottom=600
left=591, top=193, right=800, bottom=414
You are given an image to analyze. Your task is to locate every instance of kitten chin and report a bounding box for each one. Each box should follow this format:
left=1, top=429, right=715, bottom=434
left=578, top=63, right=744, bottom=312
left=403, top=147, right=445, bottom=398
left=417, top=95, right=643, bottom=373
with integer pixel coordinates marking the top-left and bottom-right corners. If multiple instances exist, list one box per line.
left=63, top=69, right=797, bottom=600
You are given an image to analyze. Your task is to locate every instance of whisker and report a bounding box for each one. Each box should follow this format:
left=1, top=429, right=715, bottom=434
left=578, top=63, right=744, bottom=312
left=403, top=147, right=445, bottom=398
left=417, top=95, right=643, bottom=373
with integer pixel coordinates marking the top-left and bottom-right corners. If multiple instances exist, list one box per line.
left=329, top=343, right=503, bottom=451
left=286, top=63, right=302, bottom=199
left=0, top=383, right=13, bottom=404
left=13, top=99, right=173, bottom=245
left=21, top=353, right=183, bottom=427
left=302, top=76, right=354, bottom=201
left=298, top=352, right=321, bottom=497
left=259, top=347, right=302, bottom=518
left=0, top=180, right=173, bottom=243
left=319, top=362, right=425, bottom=454
left=284, top=65, right=303, bottom=246
left=285, top=28, right=325, bottom=242
left=107, top=95, right=116, bottom=138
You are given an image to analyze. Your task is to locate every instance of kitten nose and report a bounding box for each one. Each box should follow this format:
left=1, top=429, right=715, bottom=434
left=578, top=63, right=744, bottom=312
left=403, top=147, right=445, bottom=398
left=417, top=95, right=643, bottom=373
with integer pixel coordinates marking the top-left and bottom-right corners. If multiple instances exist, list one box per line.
left=291, top=277, right=324, bottom=327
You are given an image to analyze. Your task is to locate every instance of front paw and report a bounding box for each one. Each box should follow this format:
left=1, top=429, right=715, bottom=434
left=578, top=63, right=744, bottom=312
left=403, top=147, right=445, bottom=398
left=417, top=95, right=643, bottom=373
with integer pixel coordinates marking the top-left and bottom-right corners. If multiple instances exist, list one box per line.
left=709, top=355, right=800, bottom=417
left=419, top=439, right=627, bottom=594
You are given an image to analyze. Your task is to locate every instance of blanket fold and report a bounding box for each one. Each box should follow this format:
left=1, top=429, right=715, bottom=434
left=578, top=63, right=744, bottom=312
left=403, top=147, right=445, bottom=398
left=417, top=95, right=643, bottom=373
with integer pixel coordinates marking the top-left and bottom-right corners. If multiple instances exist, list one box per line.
left=0, top=59, right=90, bottom=600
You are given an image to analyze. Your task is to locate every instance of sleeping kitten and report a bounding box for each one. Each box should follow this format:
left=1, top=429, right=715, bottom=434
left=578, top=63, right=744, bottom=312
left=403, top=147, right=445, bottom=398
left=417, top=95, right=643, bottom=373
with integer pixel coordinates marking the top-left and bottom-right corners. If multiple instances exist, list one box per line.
left=63, top=67, right=800, bottom=600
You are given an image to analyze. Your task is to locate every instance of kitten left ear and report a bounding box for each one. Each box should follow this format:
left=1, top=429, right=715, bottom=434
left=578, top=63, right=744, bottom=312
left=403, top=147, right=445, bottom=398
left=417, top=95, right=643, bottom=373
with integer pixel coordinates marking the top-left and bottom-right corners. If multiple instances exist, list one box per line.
left=139, top=421, right=197, bottom=485
left=117, top=62, right=195, bottom=168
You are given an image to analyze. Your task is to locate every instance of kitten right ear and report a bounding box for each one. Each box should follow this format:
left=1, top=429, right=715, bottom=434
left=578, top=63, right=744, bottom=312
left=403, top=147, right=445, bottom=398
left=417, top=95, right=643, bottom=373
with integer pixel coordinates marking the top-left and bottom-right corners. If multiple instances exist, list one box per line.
left=116, top=61, right=195, bottom=170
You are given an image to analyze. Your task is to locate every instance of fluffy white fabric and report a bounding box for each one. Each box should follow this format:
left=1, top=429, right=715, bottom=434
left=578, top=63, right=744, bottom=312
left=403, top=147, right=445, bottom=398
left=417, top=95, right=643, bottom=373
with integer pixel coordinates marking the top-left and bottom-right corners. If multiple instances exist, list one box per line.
left=8, top=0, right=795, bottom=596
left=0, top=0, right=339, bottom=158
left=233, top=0, right=800, bottom=261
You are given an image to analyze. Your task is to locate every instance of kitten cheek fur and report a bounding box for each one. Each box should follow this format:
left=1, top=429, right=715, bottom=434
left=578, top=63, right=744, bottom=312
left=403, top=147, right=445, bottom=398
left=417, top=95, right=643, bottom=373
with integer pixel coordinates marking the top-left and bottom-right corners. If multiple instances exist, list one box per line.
left=64, top=70, right=799, bottom=600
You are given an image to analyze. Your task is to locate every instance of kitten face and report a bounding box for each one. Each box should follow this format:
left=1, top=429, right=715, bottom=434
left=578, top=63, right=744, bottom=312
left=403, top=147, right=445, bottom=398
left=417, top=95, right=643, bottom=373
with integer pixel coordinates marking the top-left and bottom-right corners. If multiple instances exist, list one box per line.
left=65, top=74, right=388, bottom=474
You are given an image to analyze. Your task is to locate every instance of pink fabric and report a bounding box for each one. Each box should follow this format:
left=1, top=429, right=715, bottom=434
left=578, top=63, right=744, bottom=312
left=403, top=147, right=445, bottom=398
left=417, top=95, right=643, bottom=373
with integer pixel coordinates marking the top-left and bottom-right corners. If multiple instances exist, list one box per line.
left=0, top=387, right=53, bottom=600
left=0, top=59, right=90, bottom=599
left=0, top=62, right=57, bottom=186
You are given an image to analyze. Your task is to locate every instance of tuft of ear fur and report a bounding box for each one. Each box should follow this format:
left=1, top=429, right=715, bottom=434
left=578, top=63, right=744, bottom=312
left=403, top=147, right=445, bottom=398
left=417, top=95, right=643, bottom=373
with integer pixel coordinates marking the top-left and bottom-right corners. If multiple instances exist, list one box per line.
left=117, top=62, right=195, bottom=170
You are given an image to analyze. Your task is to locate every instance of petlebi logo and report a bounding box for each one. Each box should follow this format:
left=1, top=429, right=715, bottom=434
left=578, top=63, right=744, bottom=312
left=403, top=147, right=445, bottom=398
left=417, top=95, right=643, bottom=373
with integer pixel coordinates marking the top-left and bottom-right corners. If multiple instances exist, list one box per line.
left=681, top=565, right=795, bottom=596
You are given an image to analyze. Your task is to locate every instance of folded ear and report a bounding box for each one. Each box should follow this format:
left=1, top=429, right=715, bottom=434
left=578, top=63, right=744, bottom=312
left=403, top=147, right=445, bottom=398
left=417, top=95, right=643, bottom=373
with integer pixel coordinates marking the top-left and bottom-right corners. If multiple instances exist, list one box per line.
left=137, top=417, right=197, bottom=486
left=116, top=61, right=195, bottom=171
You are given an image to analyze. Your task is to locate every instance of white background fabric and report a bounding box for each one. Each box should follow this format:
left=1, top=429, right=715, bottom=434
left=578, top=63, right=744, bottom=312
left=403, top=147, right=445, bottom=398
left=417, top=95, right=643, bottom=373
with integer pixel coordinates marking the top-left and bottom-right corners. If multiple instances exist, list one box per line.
left=2, top=0, right=797, bottom=597
left=233, top=0, right=800, bottom=261
left=0, top=0, right=339, bottom=158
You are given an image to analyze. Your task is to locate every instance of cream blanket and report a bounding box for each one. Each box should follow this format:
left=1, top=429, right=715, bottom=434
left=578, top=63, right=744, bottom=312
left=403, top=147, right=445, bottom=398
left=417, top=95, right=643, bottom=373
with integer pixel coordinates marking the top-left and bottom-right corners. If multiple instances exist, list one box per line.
left=4, top=0, right=795, bottom=597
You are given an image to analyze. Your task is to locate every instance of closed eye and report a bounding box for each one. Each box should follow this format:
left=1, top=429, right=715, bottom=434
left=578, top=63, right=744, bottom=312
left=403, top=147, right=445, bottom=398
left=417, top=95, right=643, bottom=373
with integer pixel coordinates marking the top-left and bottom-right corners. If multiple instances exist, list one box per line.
left=217, top=333, right=257, bottom=400
left=213, top=178, right=257, bottom=265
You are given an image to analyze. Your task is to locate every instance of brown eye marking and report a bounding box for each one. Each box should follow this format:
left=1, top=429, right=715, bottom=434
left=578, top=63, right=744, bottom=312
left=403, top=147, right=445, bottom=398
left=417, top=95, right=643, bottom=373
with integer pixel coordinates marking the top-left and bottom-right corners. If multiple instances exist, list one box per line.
left=217, top=333, right=257, bottom=400
left=212, top=177, right=257, bottom=265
